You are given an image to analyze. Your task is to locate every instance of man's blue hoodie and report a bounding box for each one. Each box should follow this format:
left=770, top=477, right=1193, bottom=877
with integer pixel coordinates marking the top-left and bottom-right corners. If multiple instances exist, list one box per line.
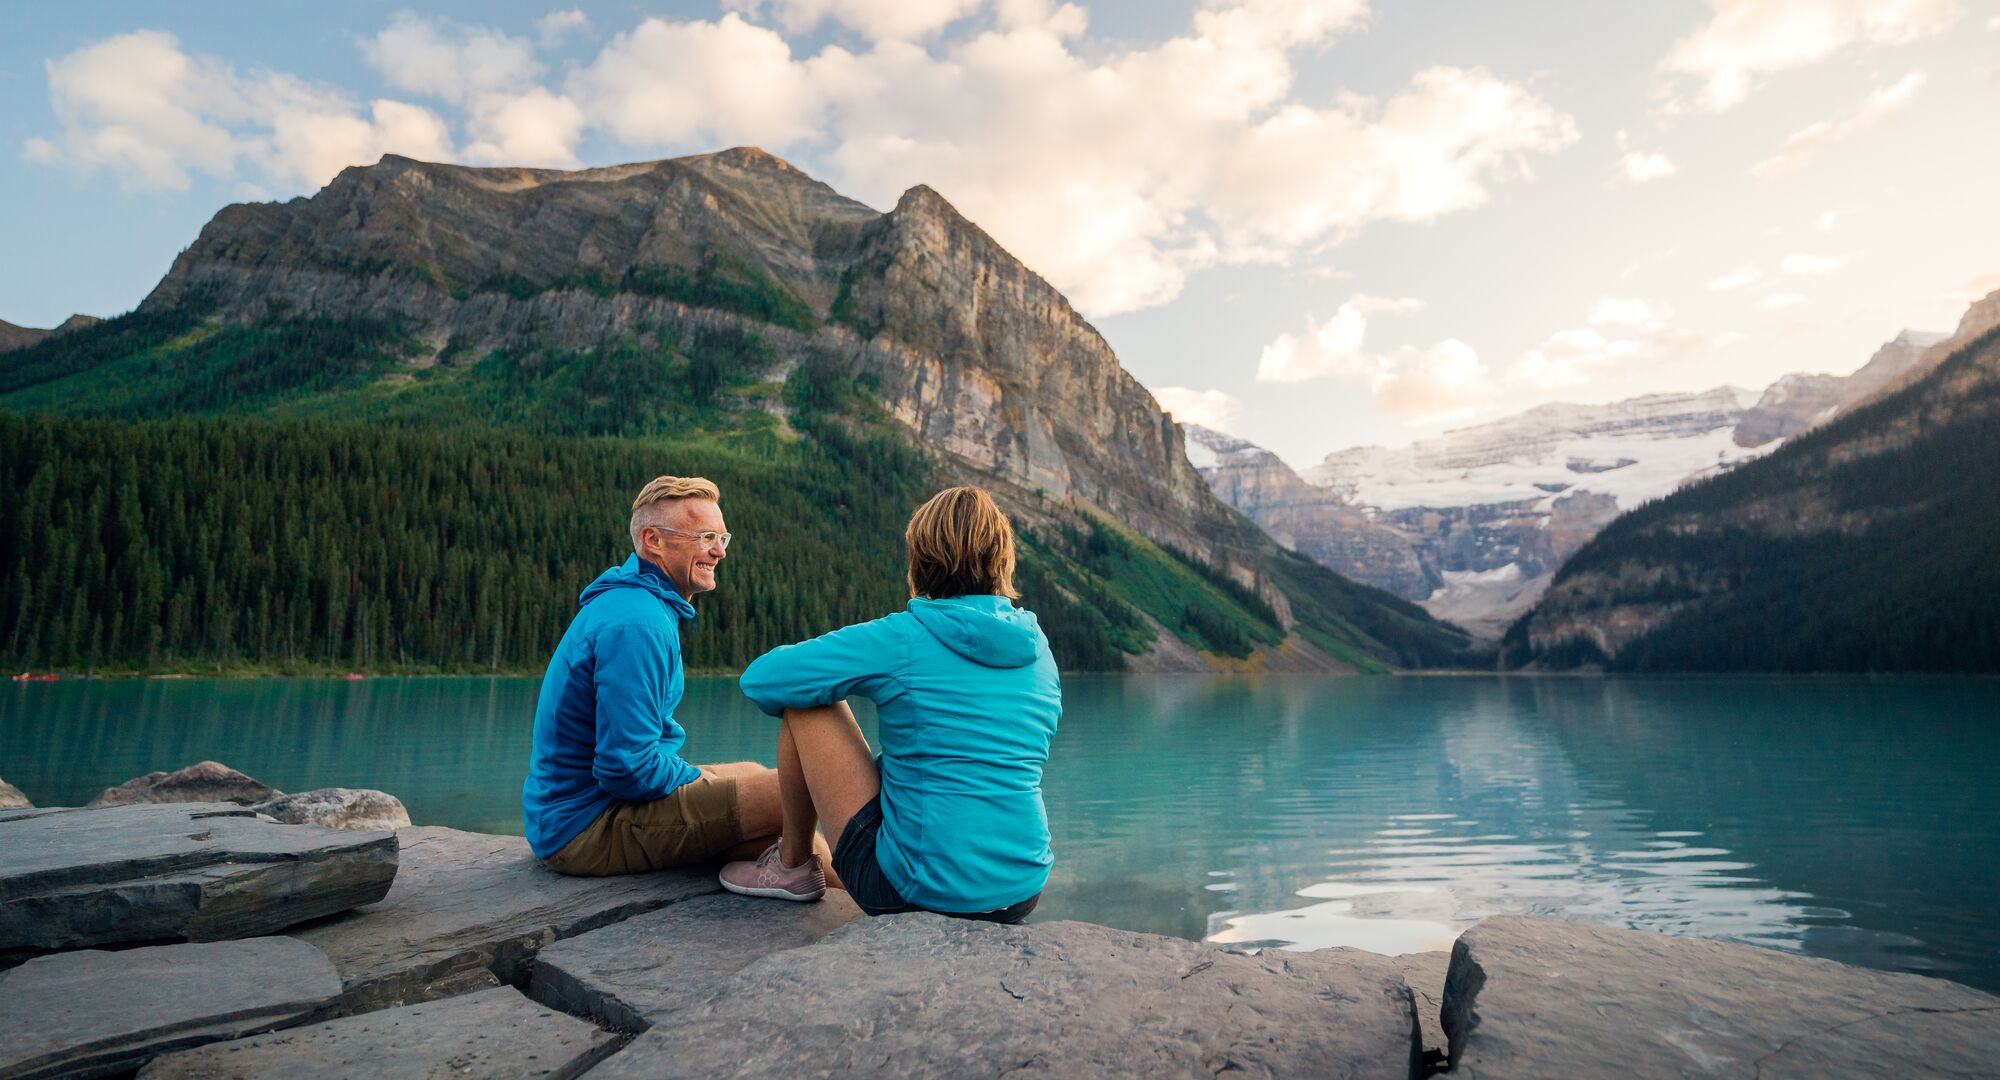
left=522, top=554, right=703, bottom=858
left=739, top=595, right=1061, bottom=912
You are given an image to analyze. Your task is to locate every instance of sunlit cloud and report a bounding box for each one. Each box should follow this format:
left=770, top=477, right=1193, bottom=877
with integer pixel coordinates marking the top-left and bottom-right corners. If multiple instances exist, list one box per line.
left=1151, top=386, right=1242, bottom=430
left=1659, top=0, right=1959, bottom=111
left=1708, top=264, right=1766, bottom=290
left=1618, top=151, right=1678, bottom=184
left=1815, top=209, right=1839, bottom=231
left=1752, top=70, right=1925, bottom=176
left=27, top=3, right=1577, bottom=320
left=25, top=30, right=453, bottom=191
left=1762, top=291, right=1807, bottom=309
left=1782, top=252, right=1848, bottom=275
left=1255, top=295, right=1491, bottom=420
left=1508, top=302, right=1736, bottom=388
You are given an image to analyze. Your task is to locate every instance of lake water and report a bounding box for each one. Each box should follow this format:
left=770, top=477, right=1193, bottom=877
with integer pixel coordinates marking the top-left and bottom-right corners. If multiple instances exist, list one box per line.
left=5, top=674, right=1997, bottom=993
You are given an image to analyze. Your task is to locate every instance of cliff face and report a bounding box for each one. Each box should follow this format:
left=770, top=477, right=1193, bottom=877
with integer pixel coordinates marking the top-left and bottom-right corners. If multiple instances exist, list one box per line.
left=136, top=149, right=1245, bottom=581
left=1511, top=288, right=2000, bottom=672
left=1733, top=330, right=1945, bottom=447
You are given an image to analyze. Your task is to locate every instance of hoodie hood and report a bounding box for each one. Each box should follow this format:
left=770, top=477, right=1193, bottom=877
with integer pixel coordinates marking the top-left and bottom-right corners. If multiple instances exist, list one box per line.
left=906, top=595, right=1042, bottom=668
left=580, top=554, right=697, bottom=620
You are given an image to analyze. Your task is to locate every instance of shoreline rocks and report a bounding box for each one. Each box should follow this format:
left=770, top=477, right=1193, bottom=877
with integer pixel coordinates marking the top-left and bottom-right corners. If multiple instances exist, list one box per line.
left=0, top=802, right=398, bottom=952
left=0, top=779, right=27, bottom=810
left=88, top=761, right=280, bottom=808
left=0, top=937, right=342, bottom=1079
left=1443, top=915, right=2000, bottom=1078
left=249, top=788, right=412, bottom=831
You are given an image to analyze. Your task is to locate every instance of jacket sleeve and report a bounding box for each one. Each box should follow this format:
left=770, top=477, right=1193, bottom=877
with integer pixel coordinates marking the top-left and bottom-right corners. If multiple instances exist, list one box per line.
left=739, top=616, right=904, bottom=717
left=590, top=622, right=700, bottom=801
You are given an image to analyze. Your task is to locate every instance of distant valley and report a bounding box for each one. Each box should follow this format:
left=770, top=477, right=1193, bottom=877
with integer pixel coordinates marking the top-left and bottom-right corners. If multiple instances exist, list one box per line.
left=1185, top=328, right=1951, bottom=638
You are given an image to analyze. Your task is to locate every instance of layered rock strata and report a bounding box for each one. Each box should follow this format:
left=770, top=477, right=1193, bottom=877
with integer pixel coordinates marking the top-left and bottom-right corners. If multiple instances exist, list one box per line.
left=0, top=937, right=341, bottom=1079
left=0, top=802, right=397, bottom=952
left=1443, top=915, right=2000, bottom=1078
left=138, top=985, right=620, bottom=1080
left=287, top=826, right=719, bottom=1012
left=587, top=915, right=1424, bottom=1079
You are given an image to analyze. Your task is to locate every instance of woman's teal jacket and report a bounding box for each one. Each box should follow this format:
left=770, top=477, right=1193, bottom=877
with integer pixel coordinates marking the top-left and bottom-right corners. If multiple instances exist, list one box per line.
left=740, top=595, right=1062, bottom=912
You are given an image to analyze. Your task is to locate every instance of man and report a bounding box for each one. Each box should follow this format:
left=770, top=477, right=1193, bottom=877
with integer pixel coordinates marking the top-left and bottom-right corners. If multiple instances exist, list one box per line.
left=523, top=475, right=815, bottom=880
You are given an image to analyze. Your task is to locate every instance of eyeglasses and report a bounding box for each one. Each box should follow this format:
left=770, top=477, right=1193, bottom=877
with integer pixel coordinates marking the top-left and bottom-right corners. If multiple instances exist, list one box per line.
left=650, top=526, right=732, bottom=551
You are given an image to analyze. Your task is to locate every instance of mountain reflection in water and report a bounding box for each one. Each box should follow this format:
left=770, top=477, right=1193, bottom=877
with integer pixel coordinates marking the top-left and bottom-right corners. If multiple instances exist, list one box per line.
left=3, top=673, right=1995, bottom=992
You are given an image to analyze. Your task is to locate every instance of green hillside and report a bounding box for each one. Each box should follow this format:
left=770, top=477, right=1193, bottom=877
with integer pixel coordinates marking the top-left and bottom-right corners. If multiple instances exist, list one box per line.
left=1, top=309, right=1480, bottom=674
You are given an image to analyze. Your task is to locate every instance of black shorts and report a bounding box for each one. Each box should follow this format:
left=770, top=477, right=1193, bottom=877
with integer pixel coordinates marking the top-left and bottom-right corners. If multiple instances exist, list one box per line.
left=832, top=794, right=1040, bottom=925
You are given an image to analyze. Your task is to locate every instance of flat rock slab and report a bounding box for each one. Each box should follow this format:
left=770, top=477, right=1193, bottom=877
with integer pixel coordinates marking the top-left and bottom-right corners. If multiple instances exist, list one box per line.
left=136, top=985, right=618, bottom=1080
left=288, top=826, right=720, bottom=1014
left=0, top=937, right=340, bottom=1079
left=531, top=890, right=863, bottom=1031
left=0, top=802, right=398, bottom=952
left=1444, top=915, right=2000, bottom=1079
left=591, top=914, right=1421, bottom=1079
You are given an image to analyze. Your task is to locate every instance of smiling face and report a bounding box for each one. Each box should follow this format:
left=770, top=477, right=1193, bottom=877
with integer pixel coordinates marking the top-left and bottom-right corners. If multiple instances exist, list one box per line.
left=640, top=497, right=728, bottom=596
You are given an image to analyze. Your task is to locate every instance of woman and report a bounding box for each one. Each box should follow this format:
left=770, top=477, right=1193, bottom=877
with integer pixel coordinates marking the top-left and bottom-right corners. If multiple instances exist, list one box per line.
left=723, top=486, right=1061, bottom=923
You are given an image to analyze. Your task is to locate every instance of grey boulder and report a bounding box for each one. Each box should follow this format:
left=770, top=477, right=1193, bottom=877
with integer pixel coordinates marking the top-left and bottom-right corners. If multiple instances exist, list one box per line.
left=136, top=985, right=618, bottom=1080
left=288, top=826, right=719, bottom=1013
left=249, top=788, right=412, bottom=831
left=591, top=914, right=1422, bottom=1079
left=1392, top=950, right=1449, bottom=1074
left=0, top=937, right=341, bottom=1079
left=0, top=802, right=397, bottom=952
left=87, top=761, right=280, bottom=808
left=0, top=779, right=27, bottom=810
left=1443, top=914, right=2000, bottom=1079
left=531, top=890, right=863, bottom=1031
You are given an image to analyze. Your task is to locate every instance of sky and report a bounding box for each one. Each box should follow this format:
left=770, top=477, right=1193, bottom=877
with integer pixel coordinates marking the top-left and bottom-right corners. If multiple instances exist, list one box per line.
left=5, top=0, right=1998, bottom=467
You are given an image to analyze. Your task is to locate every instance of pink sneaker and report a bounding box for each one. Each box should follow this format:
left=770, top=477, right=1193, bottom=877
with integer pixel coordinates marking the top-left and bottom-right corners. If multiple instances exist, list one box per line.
left=719, top=843, right=826, bottom=902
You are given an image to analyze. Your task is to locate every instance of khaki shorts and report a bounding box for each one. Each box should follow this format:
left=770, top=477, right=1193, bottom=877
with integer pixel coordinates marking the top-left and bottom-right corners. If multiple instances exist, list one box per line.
left=543, top=771, right=745, bottom=876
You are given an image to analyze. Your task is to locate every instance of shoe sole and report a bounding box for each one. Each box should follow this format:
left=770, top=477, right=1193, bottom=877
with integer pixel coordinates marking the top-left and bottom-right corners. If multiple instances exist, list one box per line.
left=720, top=878, right=825, bottom=902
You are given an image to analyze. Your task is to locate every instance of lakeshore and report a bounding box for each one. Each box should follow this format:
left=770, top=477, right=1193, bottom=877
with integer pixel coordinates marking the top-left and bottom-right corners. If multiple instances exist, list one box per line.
left=4, top=796, right=1999, bottom=1078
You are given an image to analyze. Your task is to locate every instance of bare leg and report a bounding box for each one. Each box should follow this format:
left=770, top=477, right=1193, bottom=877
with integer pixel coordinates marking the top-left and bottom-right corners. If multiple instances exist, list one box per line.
left=776, top=702, right=880, bottom=867
left=701, top=759, right=838, bottom=879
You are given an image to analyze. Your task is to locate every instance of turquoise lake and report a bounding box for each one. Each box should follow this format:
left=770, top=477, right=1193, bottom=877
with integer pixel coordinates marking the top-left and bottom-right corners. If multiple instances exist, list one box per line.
left=4, top=674, right=1996, bottom=993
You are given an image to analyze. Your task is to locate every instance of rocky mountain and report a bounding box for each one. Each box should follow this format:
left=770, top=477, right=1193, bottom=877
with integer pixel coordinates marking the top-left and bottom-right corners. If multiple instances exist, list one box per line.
left=0, top=314, right=101, bottom=353
left=142, top=149, right=1239, bottom=586
left=1508, top=288, right=2000, bottom=672
left=1733, top=330, right=1947, bottom=446
left=4, top=148, right=1477, bottom=673
left=1187, top=328, right=1946, bottom=638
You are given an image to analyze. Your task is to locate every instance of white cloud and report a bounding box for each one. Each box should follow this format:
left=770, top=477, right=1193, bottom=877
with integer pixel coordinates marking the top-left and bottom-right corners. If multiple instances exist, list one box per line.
left=1257, top=300, right=1372, bottom=383
left=537, top=10, right=592, bottom=48
left=31, top=7, right=1576, bottom=320
left=733, top=0, right=986, bottom=41
left=567, top=8, right=1570, bottom=316
left=1508, top=302, right=1734, bottom=388
left=1752, top=70, right=1926, bottom=176
left=1151, top=386, right=1241, bottom=430
left=1254, top=295, right=1489, bottom=419
left=27, top=30, right=452, bottom=192
left=1708, top=264, right=1766, bottom=290
left=1762, top=291, right=1807, bottom=309
left=463, top=89, right=587, bottom=167
left=1659, top=0, right=1959, bottom=111
left=1618, top=150, right=1678, bottom=184
left=1587, top=296, right=1671, bottom=329
left=569, top=14, right=824, bottom=151
left=1371, top=339, right=1493, bottom=421
left=362, top=14, right=542, bottom=106
left=1815, top=209, right=1839, bottom=231
left=1782, top=252, right=1848, bottom=275
left=1944, top=271, right=2000, bottom=305
left=1350, top=294, right=1423, bottom=315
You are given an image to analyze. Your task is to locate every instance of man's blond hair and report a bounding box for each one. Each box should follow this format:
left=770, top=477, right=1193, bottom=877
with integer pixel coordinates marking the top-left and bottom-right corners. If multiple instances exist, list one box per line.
left=630, top=475, right=721, bottom=552
left=905, top=486, right=1018, bottom=600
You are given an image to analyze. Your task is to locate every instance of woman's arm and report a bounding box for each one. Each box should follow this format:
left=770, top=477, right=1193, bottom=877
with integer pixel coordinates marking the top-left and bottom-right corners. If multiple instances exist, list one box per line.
left=739, top=614, right=906, bottom=717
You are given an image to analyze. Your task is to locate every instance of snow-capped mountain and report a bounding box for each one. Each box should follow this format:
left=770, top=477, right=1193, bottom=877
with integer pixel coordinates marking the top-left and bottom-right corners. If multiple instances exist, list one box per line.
left=1183, top=329, right=1943, bottom=638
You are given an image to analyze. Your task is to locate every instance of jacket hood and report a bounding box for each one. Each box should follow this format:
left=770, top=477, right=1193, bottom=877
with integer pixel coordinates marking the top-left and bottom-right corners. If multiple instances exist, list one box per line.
left=906, top=596, right=1042, bottom=668
left=580, top=554, right=697, bottom=620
